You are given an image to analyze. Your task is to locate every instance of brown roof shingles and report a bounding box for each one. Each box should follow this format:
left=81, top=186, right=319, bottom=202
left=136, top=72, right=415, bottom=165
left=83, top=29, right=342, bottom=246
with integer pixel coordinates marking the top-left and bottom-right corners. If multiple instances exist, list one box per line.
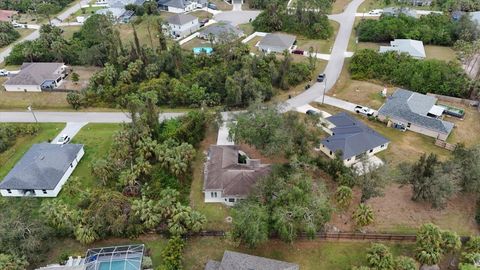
left=204, top=145, right=271, bottom=197
left=0, top=10, right=17, bottom=22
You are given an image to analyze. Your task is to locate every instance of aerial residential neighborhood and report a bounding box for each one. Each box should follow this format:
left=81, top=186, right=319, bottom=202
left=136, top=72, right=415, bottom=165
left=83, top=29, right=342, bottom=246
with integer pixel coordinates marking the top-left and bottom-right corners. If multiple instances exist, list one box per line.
left=0, top=0, right=479, bottom=269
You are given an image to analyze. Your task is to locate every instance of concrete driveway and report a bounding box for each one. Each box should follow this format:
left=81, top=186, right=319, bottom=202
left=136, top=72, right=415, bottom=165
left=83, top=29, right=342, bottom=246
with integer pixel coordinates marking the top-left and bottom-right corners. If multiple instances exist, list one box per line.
left=52, top=122, right=88, bottom=144
left=213, top=10, right=260, bottom=26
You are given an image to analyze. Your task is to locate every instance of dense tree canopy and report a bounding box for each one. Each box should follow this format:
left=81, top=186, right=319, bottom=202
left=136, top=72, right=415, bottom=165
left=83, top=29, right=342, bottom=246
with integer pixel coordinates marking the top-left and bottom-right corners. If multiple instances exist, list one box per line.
left=349, top=49, right=476, bottom=97
left=0, top=22, right=20, bottom=47
left=0, top=0, right=74, bottom=13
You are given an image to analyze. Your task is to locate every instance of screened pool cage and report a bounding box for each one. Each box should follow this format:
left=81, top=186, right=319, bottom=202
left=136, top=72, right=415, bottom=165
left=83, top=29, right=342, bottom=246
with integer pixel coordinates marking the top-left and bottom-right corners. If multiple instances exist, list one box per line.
left=84, top=244, right=144, bottom=270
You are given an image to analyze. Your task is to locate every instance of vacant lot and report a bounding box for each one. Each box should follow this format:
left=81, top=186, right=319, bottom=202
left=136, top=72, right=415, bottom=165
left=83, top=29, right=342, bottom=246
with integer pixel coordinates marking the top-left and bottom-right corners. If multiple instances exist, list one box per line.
left=184, top=237, right=415, bottom=270
left=62, top=66, right=101, bottom=91
left=296, top=21, right=340, bottom=54
left=117, top=16, right=166, bottom=48
left=189, top=10, right=214, bottom=19
left=238, top=23, right=254, bottom=35
left=60, top=25, right=82, bottom=39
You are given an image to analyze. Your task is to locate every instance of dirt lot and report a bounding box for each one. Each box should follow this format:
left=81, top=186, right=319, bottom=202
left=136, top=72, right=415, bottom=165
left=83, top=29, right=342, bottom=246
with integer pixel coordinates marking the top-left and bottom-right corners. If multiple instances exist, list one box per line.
left=330, top=184, right=478, bottom=235
left=62, top=66, right=100, bottom=91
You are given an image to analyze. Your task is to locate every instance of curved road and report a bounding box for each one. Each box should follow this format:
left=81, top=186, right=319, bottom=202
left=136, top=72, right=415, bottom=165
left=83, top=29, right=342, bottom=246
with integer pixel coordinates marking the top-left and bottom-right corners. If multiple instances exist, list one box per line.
left=0, top=0, right=365, bottom=122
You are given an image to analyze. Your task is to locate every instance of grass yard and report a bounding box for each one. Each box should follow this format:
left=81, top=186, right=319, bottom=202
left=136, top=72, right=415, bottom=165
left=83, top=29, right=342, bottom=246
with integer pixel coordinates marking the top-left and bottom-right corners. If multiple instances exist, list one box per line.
left=60, top=123, right=121, bottom=205
left=60, top=26, right=82, bottom=39
left=332, top=0, right=352, bottom=14
left=190, top=124, right=231, bottom=231
left=0, top=89, right=71, bottom=110
left=181, top=37, right=212, bottom=51
left=210, top=0, right=233, bottom=11
left=444, top=102, right=480, bottom=146
left=425, top=45, right=457, bottom=62
left=238, top=23, right=254, bottom=35
left=188, top=10, right=214, bottom=19
left=117, top=15, right=165, bottom=48
left=0, top=123, right=65, bottom=179
left=65, top=6, right=102, bottom=22
left=63, top=65, right=101, bottom=91
left=184, top=237, right=415, bottom=270
left=296, top=21, right=340, bottom=54
left=0, top=28, right=35, bottom=54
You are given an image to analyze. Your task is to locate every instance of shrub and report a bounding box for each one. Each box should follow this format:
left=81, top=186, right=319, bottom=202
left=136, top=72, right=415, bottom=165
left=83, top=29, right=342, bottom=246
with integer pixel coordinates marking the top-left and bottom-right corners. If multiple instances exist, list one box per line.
left=335, top=186, right=353, bottom=210
left=366, top=244, right=394, bottom=270
left=353, top=203, right=374, bottom=228
left=159, top=236, right=185, bottom=270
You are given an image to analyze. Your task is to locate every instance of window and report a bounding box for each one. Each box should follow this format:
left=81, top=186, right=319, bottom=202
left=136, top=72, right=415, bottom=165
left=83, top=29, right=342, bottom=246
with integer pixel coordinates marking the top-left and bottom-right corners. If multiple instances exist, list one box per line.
left=70, top=163, right=73, bottom=168
left=42, top=189, right=47, bottom=194
left=6, top=189, right=11, bottom=194
left=210, top=192, right=217, bottom=198
left=224, top=198, right=227, bottom=202
left=228, top=198, right=235, bottom=203
left=347, top=158, right=350, bottom=161
left=407, top=122, right=411, bottom=128
left=369, top=149, right=373, bottom=153
left=381, top=144, right=385, bottom=148
left=329, top=151, right=332, bottom=155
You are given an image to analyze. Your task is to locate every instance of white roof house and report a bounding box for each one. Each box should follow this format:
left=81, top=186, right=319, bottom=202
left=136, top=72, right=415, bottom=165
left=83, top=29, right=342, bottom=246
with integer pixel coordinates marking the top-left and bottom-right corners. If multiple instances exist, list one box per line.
left=379, top=39, right=426, bottom=59
left=0, top=143, right=84, bottom=197
left=166, top=13, right=199, bottom=38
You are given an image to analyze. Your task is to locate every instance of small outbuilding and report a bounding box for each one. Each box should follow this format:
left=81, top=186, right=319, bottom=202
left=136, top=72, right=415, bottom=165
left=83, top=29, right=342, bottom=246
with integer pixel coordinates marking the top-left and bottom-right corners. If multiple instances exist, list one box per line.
left=379, top=39, right=426, bottom=59
left=0, top=143, right=84, bottom=197
left=257, top=33, right=297, bottom=53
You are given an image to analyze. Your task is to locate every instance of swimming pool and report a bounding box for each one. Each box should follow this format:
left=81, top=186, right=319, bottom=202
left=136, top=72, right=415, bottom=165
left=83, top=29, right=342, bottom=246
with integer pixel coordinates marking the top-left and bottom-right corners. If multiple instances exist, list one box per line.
left=98, top=260, right=141, bottom=270
left=193, top=47, right=213, bottom=54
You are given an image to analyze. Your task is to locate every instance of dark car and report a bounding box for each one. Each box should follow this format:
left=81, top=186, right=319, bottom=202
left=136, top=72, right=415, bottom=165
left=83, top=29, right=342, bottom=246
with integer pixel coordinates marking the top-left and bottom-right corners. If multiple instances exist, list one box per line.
left=208, top=3, right=218, bottom=9
left=292, top=49, right=304, bottom=55
left=306, top=109, right=320, bottom=115
left=199, top=18, right=209, bottom=27
left=317, top=73, right=325, bottom=82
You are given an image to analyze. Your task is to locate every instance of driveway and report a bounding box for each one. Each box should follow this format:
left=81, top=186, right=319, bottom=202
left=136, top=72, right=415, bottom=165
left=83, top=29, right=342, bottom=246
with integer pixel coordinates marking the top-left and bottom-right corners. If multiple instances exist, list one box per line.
left=52, top=122, right=88, bottom=144
left=213, top=10, right=260, bottom=26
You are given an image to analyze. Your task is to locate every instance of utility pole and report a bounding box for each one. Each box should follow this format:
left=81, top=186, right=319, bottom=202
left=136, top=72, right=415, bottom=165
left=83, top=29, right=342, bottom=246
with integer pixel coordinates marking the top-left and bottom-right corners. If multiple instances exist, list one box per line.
left=27, top=106, right=38, bottom=123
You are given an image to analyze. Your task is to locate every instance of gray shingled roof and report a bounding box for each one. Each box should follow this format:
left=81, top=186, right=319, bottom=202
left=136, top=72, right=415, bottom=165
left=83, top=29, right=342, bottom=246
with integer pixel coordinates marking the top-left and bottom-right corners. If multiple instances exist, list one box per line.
left=199, top=22, right=244, bottom=41
left=5, top=62, right=65, bottom=86
left=321, top=112, right=390, bottom=160
left=258, top=33, right=296, bottom=50
left=379, top=39, right=426, bottom=58
left=0, top=143, right=83, bottom=190
left=167, top=13, right=197, bottom=25
left=157, top=0, right=186, bottom=9
left=378, top=89, right=454, bottom=135
left=204, top=146, right=271, bottom=197
left=205, top=251, right=299, bottom=270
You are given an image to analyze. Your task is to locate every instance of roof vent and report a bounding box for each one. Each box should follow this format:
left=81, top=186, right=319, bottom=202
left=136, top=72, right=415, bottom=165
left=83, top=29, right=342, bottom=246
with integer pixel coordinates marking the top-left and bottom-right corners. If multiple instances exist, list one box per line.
left=40, top=156, right=45, bottom=160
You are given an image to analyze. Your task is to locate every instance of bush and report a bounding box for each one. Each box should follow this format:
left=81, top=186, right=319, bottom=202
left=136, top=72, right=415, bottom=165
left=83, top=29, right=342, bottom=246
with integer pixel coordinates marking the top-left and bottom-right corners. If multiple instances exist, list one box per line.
left=159, top=237, right=185, bottom=270
left=349, top=49, right=474, bottom=98
left=0, top=124, right=39, bottom=153
left=67, top=92, right=83, bottom=110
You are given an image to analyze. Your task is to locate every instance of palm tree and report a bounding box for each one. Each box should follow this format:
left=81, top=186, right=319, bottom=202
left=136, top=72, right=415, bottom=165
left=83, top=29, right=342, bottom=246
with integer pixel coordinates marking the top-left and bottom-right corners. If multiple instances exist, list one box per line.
left=335, top=185, right=353, bottom=210
left=366, top=244, right=394, bottom=270
left=352, top=203, right=374, bottom=228
left=132, top=196, right=162, bottom=229
left=415, top=224, right=443, bottom=269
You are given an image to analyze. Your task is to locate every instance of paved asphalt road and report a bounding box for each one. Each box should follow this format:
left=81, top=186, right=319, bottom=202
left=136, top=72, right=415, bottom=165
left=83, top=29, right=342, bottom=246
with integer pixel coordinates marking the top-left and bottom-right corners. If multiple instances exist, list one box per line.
left=284, top=0, right=365, bottom=110
left=0, top=0, right=88, bottom=63
left=0, top=112, right=183, bottom=123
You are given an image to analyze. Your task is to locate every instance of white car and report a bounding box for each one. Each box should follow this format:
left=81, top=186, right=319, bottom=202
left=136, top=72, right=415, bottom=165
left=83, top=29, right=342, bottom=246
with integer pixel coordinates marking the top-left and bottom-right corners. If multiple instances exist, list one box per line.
left=0, top=69, right=9, bottom=77
left=368, top=9, right=383, bottom=15
left=56, top=134, right=71, bottom=144
left=354, top=105, right=375, bottom=117
left=11, top=22, right=27, bottom=28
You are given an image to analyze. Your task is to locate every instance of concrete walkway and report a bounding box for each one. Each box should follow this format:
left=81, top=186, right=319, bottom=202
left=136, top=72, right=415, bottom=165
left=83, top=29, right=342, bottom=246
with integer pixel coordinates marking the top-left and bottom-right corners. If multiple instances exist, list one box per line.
left=52, top=122, right=88, bottom=144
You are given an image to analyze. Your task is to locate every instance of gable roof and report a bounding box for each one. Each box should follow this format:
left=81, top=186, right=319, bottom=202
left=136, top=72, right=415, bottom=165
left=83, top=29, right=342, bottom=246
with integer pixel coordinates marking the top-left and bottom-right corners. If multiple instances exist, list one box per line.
left=0, top=10, right=17, bottom=22
left=199, top=22, right=244, bottom=40
left=167, top=13, right=197, bottom=25
left=4, top=62, right=65, bottom=86
left=378, top=89, right=454, bottom=135
left=0, top=143, right=83, bottom=190
left=258, top=33, right=296, bottom=50
left=157, top=0, right=186, bottom=8
left=379, top=39, right=426, bottom=58
left=206, top=251, right=299, bottom=270
left=321, top=112, right=390, bottom=159
left=204, top=145, right=271, bottom=197
left=107, top=0, right=145, bottom=8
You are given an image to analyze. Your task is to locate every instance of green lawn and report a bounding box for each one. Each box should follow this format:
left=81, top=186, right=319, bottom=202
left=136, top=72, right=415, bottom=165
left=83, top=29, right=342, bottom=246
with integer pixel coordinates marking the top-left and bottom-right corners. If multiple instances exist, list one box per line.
left=0, top=123, right=65, bottom=179
left=238, top=23, right=254, bottom=36
left=184, top=237, right=415, bottom=270
left=65, top=6, right=103, bottom=22
left=58, top=123, right=121, bottom=205
left=296, top=20, right=340, bottom=54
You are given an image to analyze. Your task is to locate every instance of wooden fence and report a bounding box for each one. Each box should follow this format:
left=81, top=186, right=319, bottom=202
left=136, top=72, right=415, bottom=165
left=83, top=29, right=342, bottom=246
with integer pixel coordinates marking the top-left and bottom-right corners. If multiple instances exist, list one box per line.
left=435, top=139, right=457, bottom=151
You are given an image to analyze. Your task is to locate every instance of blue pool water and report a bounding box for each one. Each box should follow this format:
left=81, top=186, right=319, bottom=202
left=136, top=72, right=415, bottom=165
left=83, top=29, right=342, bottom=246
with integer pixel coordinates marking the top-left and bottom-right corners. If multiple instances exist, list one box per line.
left=98, top=260, right=141, bottom=270
left=193, top=47, right=213, bottom=54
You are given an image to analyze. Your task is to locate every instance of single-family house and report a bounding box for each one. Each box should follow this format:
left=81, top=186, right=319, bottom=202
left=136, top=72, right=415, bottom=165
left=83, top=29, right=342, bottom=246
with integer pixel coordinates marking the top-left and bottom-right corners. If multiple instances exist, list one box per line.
left=96, top=0, right=146, bottom=7
left=0, top=10, right=17, bottom=22
left=379, top=39, right=426, bottom=59
left=205, top=251, right=299, bottom=270
left=257, top=33, right=297, bottom=53
left=203, top=145, right=271, bottom=206
left=378, top=89, right=455, bottom=140
left=198, top=22, right=245, bottom=43
left=0, top=143, right=84, bottom=197
left=319, top=112, right=390, bottom=167
left=4, top=62, right=68, bottom=92
left=157, top=0, right=207, bottom=13
left=96, top=7, right=134, bottom=23
left=166, top=13, right=199, bottom=38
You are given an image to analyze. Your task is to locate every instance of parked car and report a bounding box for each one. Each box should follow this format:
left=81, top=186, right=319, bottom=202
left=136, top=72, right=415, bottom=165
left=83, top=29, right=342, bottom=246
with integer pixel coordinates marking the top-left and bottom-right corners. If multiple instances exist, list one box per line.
left=306, top=109, right=320, bottom=115
left=11, top=22, right=27, bottom=28
left=208, top=3, right=218, bottom=10
left=0, top=69, right=9, bottom=77
left=199, top=18, right=209, bottom=27
left=292, top=49, right=304, bottom=55
left=368, top=9, right=383, bottom=15
left=317, top=73, right=326, bottom=82
left=57, top=134, right=70, bottom=144
left=393, top=123, right=406, bottom=131
left=354, top=105, right=375, bottom=116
